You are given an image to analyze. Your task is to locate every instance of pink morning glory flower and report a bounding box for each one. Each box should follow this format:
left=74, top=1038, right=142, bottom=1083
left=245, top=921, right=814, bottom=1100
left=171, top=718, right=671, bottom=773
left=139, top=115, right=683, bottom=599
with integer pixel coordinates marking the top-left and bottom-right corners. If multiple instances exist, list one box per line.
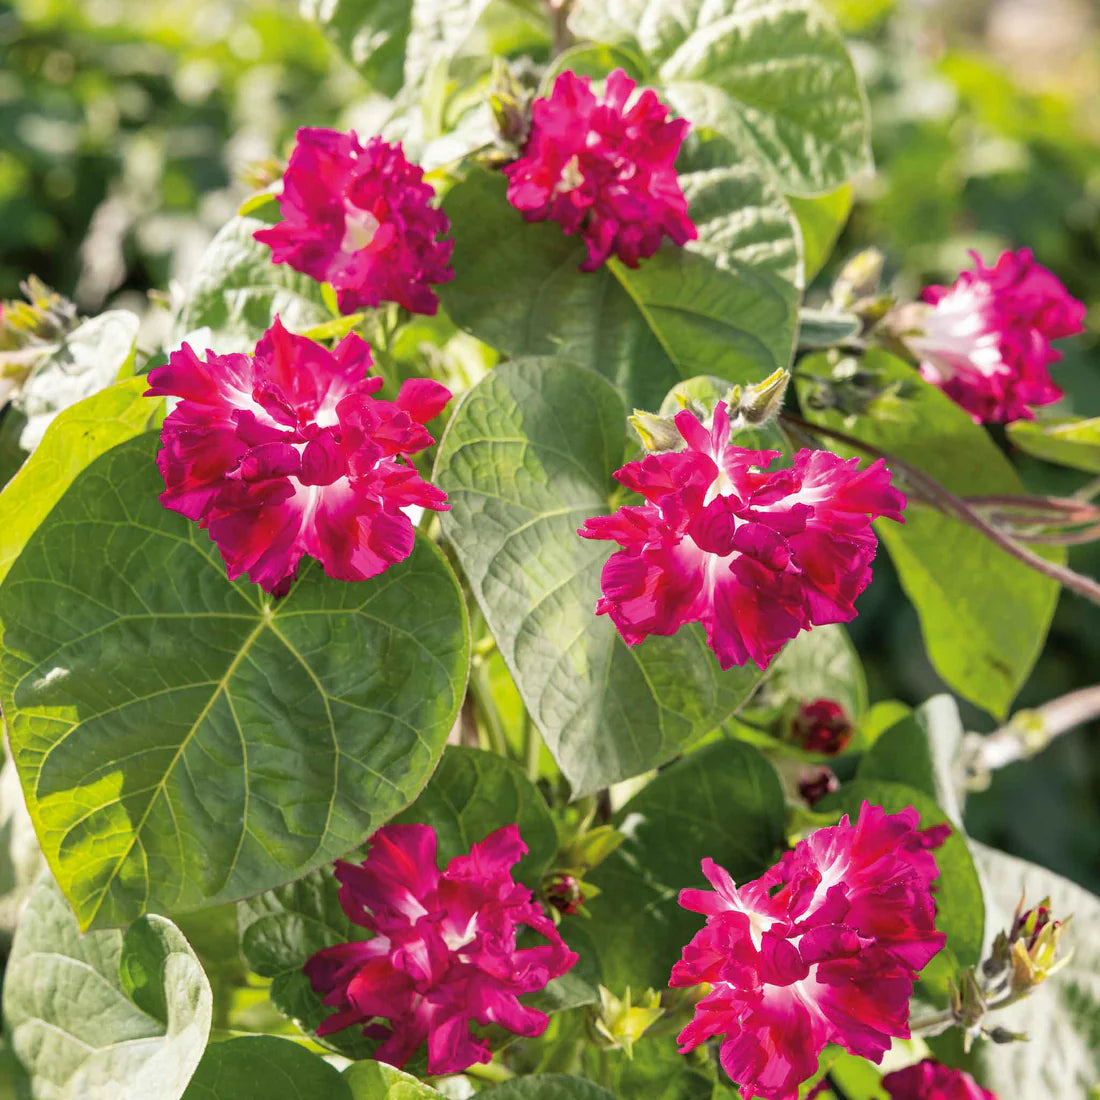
left=882, top=1059, right=998, bottom=1100
left=578, top=402, right=905, bottom=670
left=504, top=69, right=697, bottom=271
left=146, top=318, right=450, bottom=595
left=254, top=128, right=454, bottom=315
left=908, top=248, right=1085, bottom=423
left=304, top=824, right=578, bottom=1075
left=671, top=802, right=951, bottom=1100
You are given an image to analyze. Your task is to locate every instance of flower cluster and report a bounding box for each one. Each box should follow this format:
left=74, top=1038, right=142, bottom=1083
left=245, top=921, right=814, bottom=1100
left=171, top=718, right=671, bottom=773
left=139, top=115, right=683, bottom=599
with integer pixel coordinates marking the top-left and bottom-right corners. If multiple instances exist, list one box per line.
left=504, top=69, right=696, bottom=271
left=146, top=318, right=450, bottom=595
left=254, top=128, right=454, bottom=315
left=670, top=802, right=949, bottom=1100
left=304, top=824, right=577, bottom=1075
left=907, top=248, right=1085, bottom=423
left=882, top=1060, right=997, bottom=1100
left=579, top=402, right=905, bottom=670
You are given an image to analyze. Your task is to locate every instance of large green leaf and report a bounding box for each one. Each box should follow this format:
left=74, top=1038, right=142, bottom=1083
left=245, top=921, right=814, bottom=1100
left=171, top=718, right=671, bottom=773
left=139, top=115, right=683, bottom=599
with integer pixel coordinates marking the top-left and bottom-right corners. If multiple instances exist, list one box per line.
left=762, top=622, right=867, bottom=720
left=1007, top=416, right=1100, bottom=473
left=439, top=146, right=798, bottom=411
left=181, top=1036, right=350, bottom=1100
left=480, top=1077, right=615, bottom=1100
left=787, top=185, right=853, bottom=281
left=797, top=349, right=1062, bottom=718
left=434, top=357, right=764, bottom=794
left=961, top=842, right=1100, bottom=1098
left=582, top=739, right=786, bottom=990
left=391, top=746, right=558, bottom=887
left=819, top=779, right=984, bottom=1002
left=4, top=875, right=211, bottom=1100
left=0, top=432, right=469, bottom=929
left=238, top=745, right=572, bottom=1047
left=0, top=378, right=158, bottom=586
left=175, top=215, right=329, bottom=352
left=570, top=0, right=871, bottom=194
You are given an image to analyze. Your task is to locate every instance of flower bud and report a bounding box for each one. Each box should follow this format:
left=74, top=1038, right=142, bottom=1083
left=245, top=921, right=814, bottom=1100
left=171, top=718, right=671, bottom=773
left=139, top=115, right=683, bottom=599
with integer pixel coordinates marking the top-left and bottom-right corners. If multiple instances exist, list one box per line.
left=1007, top=896, right=1071, bottom=992
left=591, top=985, right=664, bottom=1058
left=790, top=699, right=854, bottom=755
left=544, top=872, right=586, bottom=917
left=832, top=248, right=886, bottom=308
left=797, top=765, right=839, bottom=807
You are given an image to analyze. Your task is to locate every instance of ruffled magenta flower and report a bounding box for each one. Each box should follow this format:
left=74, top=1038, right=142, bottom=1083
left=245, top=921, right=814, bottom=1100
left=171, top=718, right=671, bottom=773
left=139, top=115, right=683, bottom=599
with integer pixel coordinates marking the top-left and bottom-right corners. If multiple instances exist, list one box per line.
left=908, top=248, right=1085, bottom=423
left=146, top=318, right=450, bottom=595
left=578, top=403, right=905, bottom=670
left=254, top=128, right=453, bottom=315
left=503, top=69, right=696, bottom=271
left=670, top=803, right=950, bottom=1100
left=882, top=1060, right=997, bottom=1100
left=303, top=824, right=578, bottom=1075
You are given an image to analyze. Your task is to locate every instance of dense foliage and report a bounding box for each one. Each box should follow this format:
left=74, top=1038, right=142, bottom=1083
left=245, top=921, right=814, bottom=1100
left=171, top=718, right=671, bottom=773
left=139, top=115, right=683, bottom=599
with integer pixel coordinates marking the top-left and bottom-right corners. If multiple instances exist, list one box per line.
left=0, top=0, right=1097, bottom=1098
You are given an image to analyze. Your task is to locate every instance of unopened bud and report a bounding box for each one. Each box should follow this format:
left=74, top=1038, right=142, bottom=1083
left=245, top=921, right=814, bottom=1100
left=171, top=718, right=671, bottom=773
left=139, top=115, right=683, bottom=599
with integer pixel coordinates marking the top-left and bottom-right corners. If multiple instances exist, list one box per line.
left=490, top=59, right=533, bottom=150
left=798, top=765, right=839, bottom=807
left=629, top=408, right=684, bottom=453
left=724, top=368, right=791, bottom=430
left=833, top=248, right=886, bottom=308
left=1007, top=896, right=1071, bottom=991
left=591, top=986, right=663, bottom=1057
left=543, top=872, right=586, bottom=917
left=790, top=699, right=853, bottom=755
left=987, top=1025, right=1028, bottom=1044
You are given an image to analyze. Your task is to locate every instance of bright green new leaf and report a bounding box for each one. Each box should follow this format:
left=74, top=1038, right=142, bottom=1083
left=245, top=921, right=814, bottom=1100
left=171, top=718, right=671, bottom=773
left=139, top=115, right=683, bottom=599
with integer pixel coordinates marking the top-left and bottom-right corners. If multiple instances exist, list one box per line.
left=5, top=876, right=211, bottom=1100
left=174, top=215, right=329, bottom=352
left=439, top=149, right=798, bottom=411
left=858, top=694, right=966, bottom=825
left=797, top=348, right=1062, bottom=718
left=181, top=1036, right=350, bottom=1100
left=788, top=185, right=854, bottom=281
left=582, top=739, right=786, bottom=990
left=0, top=377, right=159, bottom=586
left=0, top=433, right=469, bottom=929
left=434, top=357, right=764, bottom=794
left=569, top=0, right=871, bottom=194
left=344, top=1061, right=445, bottom=1099
left=1007, top=416, right=1100, bottom=474
left=820, top=779, right=984, bottom=1002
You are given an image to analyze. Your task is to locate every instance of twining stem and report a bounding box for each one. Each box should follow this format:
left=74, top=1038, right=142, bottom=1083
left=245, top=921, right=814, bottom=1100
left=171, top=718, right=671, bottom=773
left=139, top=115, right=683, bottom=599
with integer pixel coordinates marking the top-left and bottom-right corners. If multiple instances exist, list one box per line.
left=963, top=684, right=1100, bottom=785
left=779, top=413, right=1100, bottom=605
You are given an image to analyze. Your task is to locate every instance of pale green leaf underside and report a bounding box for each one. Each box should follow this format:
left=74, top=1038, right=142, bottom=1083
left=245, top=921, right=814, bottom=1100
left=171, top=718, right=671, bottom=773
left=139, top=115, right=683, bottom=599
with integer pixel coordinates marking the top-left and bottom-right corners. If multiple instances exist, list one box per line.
left=570, top=0, right=871, bottom=194
left=440, top=147, right=798, bottom=411
left=345, top=1061, right=446, bottom=1099
left=4, top=876, right=211, bottom=1100
left=434, top=358, right=763, bottom=794
left=1007, top=416, right=1100, bottom=474
left=175, top=215, right=329, bottom=352
left=797, top=349, right=1061, bottom=718
left=0, top=433, right=469, bottom=929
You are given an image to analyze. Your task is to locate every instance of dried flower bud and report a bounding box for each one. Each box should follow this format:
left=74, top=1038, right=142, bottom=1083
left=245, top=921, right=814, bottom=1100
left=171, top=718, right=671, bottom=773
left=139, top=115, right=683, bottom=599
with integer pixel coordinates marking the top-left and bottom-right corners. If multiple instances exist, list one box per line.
left=1007, top=896, right=1071, bottom=992
left=791, top=699, right=854, bottom=755
left=544, top=872, right=586, bottom=917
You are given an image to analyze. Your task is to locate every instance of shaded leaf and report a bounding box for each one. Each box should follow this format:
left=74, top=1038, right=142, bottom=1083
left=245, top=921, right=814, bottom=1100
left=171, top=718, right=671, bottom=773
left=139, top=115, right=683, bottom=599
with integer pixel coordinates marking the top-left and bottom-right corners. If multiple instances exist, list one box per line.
left=439, top=146, right=798, bottom=411
left=182, top=1036, right=350, bottom=1100
left=583, top=739, right=786, bottom=990
left=434, top=357, right=763, bottom=794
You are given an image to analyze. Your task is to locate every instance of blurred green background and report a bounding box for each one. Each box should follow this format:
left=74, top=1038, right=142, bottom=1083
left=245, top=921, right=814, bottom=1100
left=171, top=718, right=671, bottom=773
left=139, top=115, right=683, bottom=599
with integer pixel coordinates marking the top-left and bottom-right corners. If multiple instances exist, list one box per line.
left=1, top=0, right=1097, bottom=890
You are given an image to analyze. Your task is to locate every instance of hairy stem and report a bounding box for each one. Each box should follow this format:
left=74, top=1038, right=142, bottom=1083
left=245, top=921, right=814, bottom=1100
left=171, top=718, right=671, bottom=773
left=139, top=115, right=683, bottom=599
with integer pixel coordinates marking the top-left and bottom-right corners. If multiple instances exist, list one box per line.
left=779, top=413, right=1100, bottom=605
